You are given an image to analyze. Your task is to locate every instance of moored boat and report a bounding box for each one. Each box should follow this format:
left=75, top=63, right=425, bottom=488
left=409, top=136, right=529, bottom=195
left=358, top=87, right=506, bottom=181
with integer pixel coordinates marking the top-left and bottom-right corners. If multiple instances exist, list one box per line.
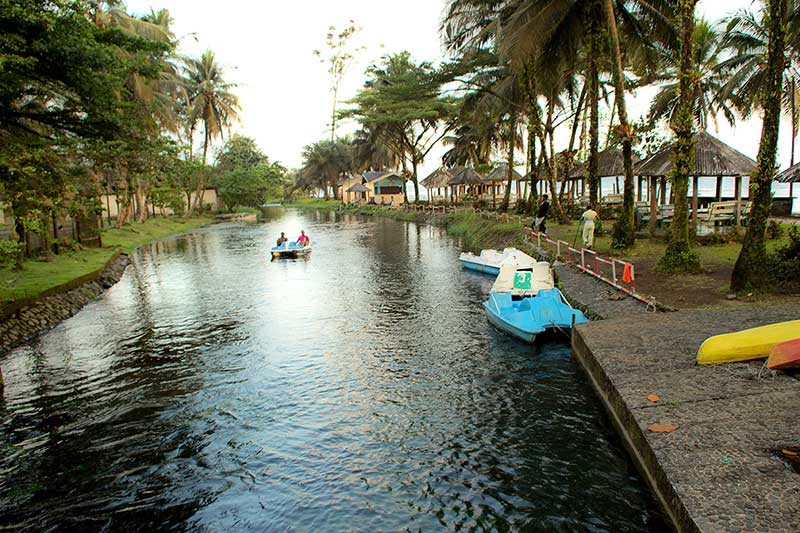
left=459, top=248, right=537, bottom=275
left=271, top=241, right=312, bottom=258
left=767, top=338, right=800, bottom=371
left=483, top=262, right=589, bottom=343
left=696, top=320, right=800, bottom=365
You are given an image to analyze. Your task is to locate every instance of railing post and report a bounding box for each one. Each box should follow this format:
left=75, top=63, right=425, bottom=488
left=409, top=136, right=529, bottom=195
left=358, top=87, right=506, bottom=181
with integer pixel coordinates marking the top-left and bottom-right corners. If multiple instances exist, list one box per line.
left=581, top=248, right=585, bottom=269
left=612, top=260, right=617, bottom=284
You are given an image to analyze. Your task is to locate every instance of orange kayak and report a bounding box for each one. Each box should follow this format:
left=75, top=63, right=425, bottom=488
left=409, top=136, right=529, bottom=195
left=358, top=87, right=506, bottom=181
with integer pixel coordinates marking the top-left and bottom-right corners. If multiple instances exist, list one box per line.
left=768, top=338, right=800, bottom=371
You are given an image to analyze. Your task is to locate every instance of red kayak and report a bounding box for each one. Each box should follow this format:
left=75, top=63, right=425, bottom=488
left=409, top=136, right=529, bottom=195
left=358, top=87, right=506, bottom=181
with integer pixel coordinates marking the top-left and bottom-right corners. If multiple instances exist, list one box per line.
left=768, top=338, right=800, bottom=371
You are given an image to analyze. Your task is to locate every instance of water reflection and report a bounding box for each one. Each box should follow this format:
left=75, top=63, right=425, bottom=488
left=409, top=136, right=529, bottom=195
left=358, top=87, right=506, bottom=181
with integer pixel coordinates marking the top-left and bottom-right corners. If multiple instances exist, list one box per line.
left=0, top=209, right=663, bottom=531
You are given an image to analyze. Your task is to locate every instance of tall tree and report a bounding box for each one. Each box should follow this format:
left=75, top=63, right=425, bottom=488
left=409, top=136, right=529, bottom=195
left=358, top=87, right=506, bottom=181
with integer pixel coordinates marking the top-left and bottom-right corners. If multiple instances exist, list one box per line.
left=658, top=0, right=702, bottom=272
left=313, top=21, right=364, bottom=142
left=732, top=0, right=789, bottom=290
left=345, top=52, right=459, bottom=202
left=182, top=50, right=240, bottom=212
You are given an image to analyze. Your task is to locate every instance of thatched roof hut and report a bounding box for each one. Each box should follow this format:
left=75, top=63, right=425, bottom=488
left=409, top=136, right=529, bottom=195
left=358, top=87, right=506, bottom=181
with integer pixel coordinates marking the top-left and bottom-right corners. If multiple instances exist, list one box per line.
left=447, top=166, right=484, bottom=185
left=570, top=149, right=640, bottom=179
left=637, top=131, right=755, bottom=177
left=420, top=167, right=453, bottom=188
left=483, top=163, right=523, bottom=183
left=775, top=162, right=800, bottom=183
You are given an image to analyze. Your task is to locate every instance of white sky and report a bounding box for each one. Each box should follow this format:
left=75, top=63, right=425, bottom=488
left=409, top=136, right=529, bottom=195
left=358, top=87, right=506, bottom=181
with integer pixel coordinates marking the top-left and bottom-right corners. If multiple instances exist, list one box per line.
left=126, top=0, right=799, bottom=189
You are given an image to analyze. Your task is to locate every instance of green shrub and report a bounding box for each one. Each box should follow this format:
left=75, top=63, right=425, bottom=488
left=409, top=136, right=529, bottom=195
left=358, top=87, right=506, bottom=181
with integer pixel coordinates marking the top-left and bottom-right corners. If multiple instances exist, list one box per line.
left=767, top=220, right=785, bottom=240
left=767, top=226, right=800, bottom=287
left=0, top=239, right=23, bottom=270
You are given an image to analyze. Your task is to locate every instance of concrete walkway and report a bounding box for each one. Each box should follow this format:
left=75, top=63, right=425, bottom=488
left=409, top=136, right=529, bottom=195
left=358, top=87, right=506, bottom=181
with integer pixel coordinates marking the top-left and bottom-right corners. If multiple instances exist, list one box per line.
left=573, top=305, right=800, bottom=533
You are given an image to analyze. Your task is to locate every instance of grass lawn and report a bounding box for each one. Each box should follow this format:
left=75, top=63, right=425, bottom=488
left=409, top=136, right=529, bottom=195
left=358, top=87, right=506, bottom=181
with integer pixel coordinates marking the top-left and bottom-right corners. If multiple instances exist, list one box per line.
left=539, top=220, right=798, bottom=308
left=0, top=216, right=214, bottom=306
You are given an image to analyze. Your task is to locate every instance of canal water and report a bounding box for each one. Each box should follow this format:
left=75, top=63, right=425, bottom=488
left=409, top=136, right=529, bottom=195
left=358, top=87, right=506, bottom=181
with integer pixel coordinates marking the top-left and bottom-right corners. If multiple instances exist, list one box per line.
left=0, top=208, right=663, bottom=531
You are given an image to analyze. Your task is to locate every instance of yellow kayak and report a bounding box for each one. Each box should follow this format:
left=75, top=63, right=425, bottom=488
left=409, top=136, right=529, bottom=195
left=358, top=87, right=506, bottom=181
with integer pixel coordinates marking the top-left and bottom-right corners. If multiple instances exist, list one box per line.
left=697, top=320, right=800, bottom=365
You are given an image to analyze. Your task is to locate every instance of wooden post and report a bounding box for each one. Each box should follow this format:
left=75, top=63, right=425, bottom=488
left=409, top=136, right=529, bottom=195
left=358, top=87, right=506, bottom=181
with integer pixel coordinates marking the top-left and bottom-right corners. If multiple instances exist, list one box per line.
left=615, top=176, right=621, bottom=194
left=637, top=176, right=643, bottom=201
left=660, top=177, right=667, bottom=205
left=715, top=175, right=723, bottom=201
left=691, top=175, right=699, bottom=235
left=735, top=175, right=743, bottom=227
left=648, top=176, right=658, bottom=236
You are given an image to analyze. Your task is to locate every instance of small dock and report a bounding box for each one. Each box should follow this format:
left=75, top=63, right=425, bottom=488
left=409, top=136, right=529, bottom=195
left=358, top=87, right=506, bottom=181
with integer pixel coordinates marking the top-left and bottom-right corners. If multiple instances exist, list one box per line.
left=572, top=305, right=800, bottom=532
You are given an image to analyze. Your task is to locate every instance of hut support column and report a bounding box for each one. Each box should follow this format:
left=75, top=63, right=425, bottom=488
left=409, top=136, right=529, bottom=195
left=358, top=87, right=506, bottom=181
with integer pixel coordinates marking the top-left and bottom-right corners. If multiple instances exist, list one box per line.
left=659, top=177, right=667, bottom=205
left=648, top=177, right=658, bottom=236
left=691, top=175, right=699, bottom=235
left=735, top=176, right=743, bottom=227
left=715, top=176, right=723, bottom=201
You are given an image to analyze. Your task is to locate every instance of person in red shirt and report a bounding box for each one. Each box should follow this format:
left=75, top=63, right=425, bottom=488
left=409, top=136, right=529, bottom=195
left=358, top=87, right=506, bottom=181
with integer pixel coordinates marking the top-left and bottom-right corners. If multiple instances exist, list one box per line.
left=296, top=230, right=310, bottom=246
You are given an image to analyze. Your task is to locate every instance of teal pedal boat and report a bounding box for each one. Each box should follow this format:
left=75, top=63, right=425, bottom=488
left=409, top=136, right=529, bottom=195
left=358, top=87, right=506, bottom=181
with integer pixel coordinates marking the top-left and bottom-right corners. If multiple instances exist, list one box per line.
left=483, top=262, right=588, bottom=343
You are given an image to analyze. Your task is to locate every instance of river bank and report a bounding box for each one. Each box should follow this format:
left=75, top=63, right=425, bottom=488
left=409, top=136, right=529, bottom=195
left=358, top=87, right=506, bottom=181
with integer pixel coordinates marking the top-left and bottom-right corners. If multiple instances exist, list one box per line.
left=0, top=216, right=215, bottom=354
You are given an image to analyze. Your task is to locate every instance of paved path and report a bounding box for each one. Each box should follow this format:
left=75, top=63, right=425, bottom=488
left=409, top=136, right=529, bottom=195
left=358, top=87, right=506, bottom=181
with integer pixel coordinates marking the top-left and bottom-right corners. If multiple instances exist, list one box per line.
left=574, top=305, right=800, bottom=533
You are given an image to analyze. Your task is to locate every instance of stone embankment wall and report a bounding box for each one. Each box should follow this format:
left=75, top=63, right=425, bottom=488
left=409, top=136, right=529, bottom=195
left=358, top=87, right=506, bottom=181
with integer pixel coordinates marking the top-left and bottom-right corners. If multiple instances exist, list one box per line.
left=0, top=253, right=130, bottom=354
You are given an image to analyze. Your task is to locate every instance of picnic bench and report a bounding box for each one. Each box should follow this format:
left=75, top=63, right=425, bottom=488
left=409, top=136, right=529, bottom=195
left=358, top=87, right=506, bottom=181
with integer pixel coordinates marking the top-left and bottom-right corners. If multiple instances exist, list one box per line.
left=603, top=193, right=624, bottom=206
left=641, top=204, right=674, bottom=228
left=699, top=200, right=750, bottom=226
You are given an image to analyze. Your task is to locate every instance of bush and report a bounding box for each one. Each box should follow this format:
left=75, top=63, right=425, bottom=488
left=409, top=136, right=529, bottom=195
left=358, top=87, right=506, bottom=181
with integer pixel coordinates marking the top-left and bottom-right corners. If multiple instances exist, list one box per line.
left=0, top=238, right=23, bottom=270
left=767, top=226, right=800, bottom=287
left=767, top=220, right=785, bottom=240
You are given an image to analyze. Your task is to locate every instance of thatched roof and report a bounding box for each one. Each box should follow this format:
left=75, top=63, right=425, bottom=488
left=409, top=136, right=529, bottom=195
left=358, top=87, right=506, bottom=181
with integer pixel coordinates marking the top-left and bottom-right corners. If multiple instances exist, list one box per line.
left=637, top=131, right=756, bottom=177
left=447, top=166, right=484, bottom=185
left=420, top=166, right=453, bottom=188
left=775, top=162, right=800, bottom=183
left=570, top=149, right=640, bottom=179
left=347, top=183, right=370, bottom=193
left=483, top=163, right=523, bottom=183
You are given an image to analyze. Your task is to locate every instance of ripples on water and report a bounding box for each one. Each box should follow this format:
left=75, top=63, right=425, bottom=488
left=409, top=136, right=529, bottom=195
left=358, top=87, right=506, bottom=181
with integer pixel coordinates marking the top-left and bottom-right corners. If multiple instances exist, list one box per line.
left=0, top=209, right=663, bottom=531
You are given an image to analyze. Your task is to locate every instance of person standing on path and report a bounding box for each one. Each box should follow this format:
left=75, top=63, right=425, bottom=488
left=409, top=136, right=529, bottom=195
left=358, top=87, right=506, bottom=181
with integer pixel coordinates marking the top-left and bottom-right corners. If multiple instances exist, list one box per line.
left=533, top=195, right=550, bottom=235
left=580, top=207, right=599, bottom=249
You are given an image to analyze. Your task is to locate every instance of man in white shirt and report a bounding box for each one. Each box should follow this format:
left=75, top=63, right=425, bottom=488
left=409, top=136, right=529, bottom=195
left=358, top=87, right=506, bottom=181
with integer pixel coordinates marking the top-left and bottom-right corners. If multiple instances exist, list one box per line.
left=580, top=208, right=599, bottom=249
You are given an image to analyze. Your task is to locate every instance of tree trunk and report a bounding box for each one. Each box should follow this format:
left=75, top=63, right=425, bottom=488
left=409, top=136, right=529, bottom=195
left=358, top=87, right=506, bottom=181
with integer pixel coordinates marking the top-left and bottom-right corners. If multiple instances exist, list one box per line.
left=604, top=0, right=635, bottom=248
left=412, top=159, right=420, bottom=203
left=659, top=0, right=700, bottom=272
left=587, top=7, right=601, bottom=210
left=502, top=110, right=518, bottom=212
left=732, top=0, right=788, bottom=290
left=525, top=66, right=541, bottom=215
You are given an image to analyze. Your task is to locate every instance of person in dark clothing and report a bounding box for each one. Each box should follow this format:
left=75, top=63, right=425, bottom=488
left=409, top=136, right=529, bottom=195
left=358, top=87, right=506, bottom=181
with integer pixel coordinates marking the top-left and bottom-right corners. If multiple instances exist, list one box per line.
left=276, top=232, right=288, bottom=246
left=533, top=195, right=550, bottom=234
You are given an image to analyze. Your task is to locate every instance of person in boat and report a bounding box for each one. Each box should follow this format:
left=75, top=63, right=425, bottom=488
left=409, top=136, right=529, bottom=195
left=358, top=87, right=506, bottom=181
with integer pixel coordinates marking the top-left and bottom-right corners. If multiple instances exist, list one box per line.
left=296, top=230, right=310, bottom=247
left=580, top=207, right=599, bottom=249
left=532, top=195, right=550, bottom=235
left=276, top=232, right=288, bottom=247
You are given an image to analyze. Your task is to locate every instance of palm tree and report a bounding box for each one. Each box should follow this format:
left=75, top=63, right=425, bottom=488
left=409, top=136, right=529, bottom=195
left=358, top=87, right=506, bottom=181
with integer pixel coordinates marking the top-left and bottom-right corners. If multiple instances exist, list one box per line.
left=648, top=20, right=736, bottom=132
left=732, top=0, right=790, bottom=290
left=182, top=50, right=240, bottom=211
left=300, top=140, right=353, bottom=200
left=658, top=0, right=701, bottom=272
left=718, top=5, right=800, bottom=162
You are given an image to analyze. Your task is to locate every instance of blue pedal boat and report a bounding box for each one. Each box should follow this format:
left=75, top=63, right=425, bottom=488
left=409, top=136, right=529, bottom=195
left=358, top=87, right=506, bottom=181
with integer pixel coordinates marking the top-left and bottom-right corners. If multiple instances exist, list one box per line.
left=271, top=241, right=311, bottom=258
left=483, top=262, right=589, bottom=343
left=459, top=248, right=537, bottom=275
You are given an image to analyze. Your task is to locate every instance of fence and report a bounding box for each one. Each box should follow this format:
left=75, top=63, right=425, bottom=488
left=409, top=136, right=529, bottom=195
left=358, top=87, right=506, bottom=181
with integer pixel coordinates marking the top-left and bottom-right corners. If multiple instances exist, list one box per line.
left=525, top=228, right=653, bottom=305
left=401, top=203, right=652, bottom=306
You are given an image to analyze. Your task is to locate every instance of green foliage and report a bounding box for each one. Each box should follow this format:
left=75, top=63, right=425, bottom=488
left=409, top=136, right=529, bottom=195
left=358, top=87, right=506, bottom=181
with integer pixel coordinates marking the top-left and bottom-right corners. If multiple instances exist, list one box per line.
left=656, top=248, right=702, bottom=273
left=213, top=135, right=287, bottom=209
left=767, top=226, right=800, bottom=288
left=150, top=187, right=185, bottom=215
left=0, top=239, right=23, bottom=270
left=767, top=220, right=785, bottom=240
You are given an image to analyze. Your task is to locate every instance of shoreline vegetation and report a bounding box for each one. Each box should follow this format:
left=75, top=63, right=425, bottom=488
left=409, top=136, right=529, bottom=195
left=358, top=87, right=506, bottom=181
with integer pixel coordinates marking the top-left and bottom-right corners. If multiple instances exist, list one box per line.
left=0, top=216, right=214, bottom=311
left=281, top=199, right=800, bottom=309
